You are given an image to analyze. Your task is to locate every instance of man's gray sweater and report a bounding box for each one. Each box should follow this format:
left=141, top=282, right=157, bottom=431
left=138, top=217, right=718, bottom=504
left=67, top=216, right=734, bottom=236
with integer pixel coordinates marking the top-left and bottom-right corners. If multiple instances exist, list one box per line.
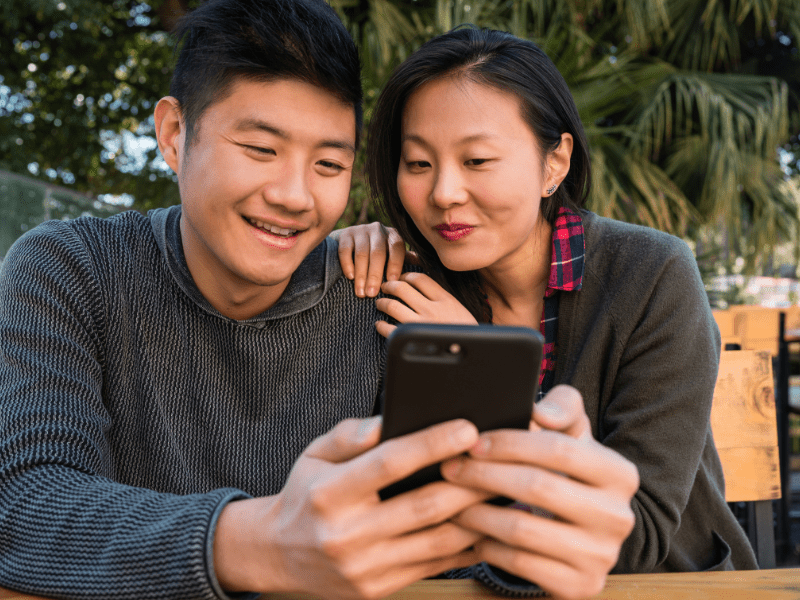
left=0, top=206, right=385, bottom=599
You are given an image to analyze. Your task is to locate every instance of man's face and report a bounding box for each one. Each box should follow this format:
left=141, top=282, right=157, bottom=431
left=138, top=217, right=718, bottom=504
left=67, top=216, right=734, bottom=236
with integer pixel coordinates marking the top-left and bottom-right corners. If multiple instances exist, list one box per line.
left=161, top=78, right=356, bottom=319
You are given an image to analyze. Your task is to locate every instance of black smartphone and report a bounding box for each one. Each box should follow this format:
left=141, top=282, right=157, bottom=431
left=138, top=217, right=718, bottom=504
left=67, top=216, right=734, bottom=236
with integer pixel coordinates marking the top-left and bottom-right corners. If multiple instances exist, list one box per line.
left=378, top=322, right=543, bottom=501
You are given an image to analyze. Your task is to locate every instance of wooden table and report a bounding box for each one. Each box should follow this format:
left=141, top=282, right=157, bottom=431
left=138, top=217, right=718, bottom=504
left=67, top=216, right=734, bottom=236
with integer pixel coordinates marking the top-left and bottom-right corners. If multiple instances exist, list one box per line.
left=2, top=569, right=799, bottom=600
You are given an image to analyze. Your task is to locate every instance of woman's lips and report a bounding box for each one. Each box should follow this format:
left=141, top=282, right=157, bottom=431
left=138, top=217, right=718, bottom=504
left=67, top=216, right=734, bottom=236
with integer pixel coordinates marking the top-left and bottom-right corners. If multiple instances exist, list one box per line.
left=434, top=223, right=474, bottom=241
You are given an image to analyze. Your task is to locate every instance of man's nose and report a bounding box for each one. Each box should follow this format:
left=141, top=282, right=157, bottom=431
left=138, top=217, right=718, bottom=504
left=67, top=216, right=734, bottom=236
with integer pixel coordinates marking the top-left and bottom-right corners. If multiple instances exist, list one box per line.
left=262, top=161, right=314, bottom=213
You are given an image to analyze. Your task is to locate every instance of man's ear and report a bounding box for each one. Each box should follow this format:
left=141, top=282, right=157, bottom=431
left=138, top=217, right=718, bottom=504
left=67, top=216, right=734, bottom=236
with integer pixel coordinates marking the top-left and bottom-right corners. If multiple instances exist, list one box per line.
left=542, top=132, right=573, bottom=197
left=154, top=96, right=184, bottom=174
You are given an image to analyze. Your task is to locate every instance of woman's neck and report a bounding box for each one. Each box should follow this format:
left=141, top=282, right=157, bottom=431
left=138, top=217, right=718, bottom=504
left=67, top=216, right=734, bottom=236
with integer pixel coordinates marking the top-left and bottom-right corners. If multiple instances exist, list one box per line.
left=479, top=216, right=552, bottom=327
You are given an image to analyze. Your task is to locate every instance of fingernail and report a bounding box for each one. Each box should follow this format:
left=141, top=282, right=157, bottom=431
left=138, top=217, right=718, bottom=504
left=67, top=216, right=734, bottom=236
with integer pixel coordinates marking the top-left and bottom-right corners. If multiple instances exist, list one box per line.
left=537, top=402, right=562, bottom=420
left=367, top=286, right=377, bottom=296
left=356, top=286, right=364, bottom=297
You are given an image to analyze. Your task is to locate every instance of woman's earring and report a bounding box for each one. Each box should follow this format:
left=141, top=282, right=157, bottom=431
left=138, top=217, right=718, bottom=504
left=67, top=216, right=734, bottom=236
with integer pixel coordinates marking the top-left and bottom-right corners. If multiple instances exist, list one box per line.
left=546, top=184, right=557, bottom=195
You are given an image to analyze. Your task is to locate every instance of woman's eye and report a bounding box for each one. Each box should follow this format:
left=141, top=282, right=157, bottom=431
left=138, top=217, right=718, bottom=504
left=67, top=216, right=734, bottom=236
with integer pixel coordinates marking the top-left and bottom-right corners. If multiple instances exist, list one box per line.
left=317, top=160, right=346, bottom=174
left=466, top=158, right=489, bottom=166
left=406, top=160, right=430, bottom=170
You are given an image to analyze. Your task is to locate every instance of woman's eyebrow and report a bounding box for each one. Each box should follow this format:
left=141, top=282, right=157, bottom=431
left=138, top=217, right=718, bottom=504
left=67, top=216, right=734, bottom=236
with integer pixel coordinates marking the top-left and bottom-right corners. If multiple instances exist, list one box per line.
left=402, top=132, right=494, bottom=146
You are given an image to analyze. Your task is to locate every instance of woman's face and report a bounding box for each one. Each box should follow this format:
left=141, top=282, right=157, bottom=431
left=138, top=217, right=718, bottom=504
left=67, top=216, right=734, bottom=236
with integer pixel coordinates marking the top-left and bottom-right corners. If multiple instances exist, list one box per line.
left=397, top=77, right=555, bottom=275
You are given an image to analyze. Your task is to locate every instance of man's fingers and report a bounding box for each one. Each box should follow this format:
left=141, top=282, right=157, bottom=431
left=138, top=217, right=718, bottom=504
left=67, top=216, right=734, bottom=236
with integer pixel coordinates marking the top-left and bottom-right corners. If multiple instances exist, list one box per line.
left=328, top=419, right=479, bottom=502
left=444, top=456, right=636, bottom=535
left=473, top=537, right=609, bottom=600
left=533, top=384, right=591, bottom=439
left=304, top=417, right=383, bottom=463
left=358, top=522, right=482, bottom=575
left=359, top=480, right=492, bottom=541
left=462, top=429, right=640, bottom=494
left=364, top=549, right=480, bottom=600
left=454, top=503, right=621, bottom=574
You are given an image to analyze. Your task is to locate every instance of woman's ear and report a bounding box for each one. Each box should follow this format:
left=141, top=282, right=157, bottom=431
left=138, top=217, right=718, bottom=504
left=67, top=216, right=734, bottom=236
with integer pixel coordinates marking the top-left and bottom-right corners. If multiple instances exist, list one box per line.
left=542, top=132, right=573, bottom=197
left=154, top=97, right=185, bottom=175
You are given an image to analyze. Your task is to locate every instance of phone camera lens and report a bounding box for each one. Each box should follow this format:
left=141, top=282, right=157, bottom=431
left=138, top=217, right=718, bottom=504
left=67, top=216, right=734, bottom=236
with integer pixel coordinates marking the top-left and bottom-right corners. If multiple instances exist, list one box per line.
left=423, top=343, right=438, bottom=355
left=405, top=342, right=421, bottom=355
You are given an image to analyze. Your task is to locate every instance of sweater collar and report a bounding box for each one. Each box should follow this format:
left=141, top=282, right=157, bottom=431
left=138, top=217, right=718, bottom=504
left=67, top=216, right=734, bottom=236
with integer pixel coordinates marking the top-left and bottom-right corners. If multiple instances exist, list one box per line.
left=149, top=205, right=342, bottom=323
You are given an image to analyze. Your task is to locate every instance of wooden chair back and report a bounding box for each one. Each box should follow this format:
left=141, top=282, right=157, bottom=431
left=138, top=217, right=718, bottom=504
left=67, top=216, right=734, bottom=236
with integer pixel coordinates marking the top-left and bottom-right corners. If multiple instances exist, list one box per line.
left=729, top=307, right=781, bottom=356
left=711, top=349, right=781, bottom=567
left=712, top=309, right=737, bottom=338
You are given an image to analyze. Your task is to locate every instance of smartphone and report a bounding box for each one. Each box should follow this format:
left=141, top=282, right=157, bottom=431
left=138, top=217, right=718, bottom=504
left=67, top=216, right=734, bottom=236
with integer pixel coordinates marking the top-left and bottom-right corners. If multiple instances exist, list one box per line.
left=378, top=322, right=543, bottom=501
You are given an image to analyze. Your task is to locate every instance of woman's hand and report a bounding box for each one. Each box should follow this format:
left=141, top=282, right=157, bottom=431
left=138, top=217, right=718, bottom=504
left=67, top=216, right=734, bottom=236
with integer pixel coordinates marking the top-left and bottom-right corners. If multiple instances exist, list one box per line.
left=441, top=385, right=639, bottom=600
left=375, top=272, right=478, bottom=338
left=334, top=223, right=409, bottom=298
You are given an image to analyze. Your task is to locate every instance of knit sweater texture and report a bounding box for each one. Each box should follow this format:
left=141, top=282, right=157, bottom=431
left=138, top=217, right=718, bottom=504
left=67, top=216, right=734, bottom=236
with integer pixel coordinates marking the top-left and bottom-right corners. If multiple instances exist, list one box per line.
left=0, top=206, right=385, bottom=599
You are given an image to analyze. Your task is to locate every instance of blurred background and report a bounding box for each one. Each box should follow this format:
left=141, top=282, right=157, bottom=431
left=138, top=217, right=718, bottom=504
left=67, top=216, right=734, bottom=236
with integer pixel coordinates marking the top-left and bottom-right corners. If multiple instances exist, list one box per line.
left=1, top=0, right=799, bottom=303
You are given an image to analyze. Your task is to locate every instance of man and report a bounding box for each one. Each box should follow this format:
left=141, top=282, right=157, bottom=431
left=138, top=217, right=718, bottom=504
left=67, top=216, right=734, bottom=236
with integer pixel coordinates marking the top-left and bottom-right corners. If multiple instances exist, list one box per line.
left=0, top=1, right=636, bottom=599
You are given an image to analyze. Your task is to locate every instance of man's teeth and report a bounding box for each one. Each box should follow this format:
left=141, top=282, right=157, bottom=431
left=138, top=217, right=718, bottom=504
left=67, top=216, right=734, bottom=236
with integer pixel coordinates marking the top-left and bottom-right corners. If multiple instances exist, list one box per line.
left=248, top=218, right=297, bottom=237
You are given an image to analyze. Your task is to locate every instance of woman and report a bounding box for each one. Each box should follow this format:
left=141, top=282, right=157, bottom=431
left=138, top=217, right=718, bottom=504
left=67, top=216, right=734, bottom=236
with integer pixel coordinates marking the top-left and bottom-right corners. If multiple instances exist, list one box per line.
left=339, top=25, right=758, bottom=598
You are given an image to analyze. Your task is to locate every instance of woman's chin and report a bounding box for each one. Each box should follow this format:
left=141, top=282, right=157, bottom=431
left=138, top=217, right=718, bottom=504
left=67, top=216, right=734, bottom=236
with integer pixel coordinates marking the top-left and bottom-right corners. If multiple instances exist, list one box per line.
left=439, top=255, right=488, bottom=273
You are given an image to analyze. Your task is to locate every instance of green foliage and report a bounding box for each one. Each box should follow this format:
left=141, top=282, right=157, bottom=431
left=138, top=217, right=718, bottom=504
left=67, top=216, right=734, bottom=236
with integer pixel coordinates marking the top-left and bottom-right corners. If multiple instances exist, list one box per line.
left=0, top=0, right=193, bottom=210
left=1, top=0, right=799, bottom=268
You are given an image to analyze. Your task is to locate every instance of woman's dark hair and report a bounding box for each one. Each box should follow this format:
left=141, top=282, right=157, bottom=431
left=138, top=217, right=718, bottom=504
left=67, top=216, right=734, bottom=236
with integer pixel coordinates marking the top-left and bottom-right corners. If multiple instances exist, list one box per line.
left=366, top=26, right=590, bottom=322
left=169, top=0, right=363, bottom=148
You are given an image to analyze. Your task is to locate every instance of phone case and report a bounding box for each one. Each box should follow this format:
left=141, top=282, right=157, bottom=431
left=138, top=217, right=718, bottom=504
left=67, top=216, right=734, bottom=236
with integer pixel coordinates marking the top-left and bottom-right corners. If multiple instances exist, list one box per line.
left=378, top=323, right=543, bottom=500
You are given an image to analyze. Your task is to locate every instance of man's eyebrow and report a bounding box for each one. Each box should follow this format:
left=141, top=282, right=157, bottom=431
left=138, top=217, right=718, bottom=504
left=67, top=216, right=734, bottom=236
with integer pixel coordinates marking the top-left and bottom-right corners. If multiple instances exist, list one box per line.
left=234, top=117, right=356, bottom=156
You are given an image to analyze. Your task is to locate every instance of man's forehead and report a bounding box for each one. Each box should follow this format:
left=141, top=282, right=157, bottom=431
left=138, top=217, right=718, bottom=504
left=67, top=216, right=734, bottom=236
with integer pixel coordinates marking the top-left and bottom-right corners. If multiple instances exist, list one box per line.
left=206, top=78, right=355, bottom=142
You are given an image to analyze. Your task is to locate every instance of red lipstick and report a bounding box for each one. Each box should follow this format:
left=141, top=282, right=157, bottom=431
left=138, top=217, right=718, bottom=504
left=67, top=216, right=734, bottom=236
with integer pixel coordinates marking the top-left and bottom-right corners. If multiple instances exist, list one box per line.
left=435, top=223, right=474, bottom=241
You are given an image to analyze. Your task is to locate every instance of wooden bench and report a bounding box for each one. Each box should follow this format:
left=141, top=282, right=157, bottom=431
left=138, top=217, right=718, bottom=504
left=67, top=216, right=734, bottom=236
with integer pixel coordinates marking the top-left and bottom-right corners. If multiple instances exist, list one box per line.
left=710, top=350, right=781, bottom=568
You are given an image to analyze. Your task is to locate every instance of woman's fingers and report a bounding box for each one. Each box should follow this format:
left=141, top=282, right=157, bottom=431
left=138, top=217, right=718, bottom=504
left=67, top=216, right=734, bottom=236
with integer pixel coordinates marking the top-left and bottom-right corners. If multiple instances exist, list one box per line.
left=378, top=275, right=478, bottom=326
left=378, top=281, right=432, bottom=314
left=335, top=223, right=406, bottom=297
left=375, top=320, right=397, bottom=339
left=384, top=227, right=407, bottom=282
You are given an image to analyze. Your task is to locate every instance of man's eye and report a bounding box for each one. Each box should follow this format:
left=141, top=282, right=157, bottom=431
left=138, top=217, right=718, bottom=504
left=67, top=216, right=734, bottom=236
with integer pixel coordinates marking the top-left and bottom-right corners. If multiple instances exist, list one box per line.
left=245, top=145, right=275, bottom=156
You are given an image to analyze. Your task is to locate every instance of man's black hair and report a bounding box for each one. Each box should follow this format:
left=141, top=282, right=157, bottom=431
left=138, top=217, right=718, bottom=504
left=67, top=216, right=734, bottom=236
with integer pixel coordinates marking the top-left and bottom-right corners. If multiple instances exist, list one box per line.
left=170, top=0, right=363, bottom=147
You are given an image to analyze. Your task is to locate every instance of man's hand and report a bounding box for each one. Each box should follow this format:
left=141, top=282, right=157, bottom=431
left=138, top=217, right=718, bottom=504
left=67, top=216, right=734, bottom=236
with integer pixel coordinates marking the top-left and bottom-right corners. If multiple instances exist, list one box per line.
left=334, top=223, right=409, bottom=298
left=442, top=386, right=640, bottom=600
left=213, top=417, right=490, bottom=600
left=375, top=272, right=478, bottom=338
